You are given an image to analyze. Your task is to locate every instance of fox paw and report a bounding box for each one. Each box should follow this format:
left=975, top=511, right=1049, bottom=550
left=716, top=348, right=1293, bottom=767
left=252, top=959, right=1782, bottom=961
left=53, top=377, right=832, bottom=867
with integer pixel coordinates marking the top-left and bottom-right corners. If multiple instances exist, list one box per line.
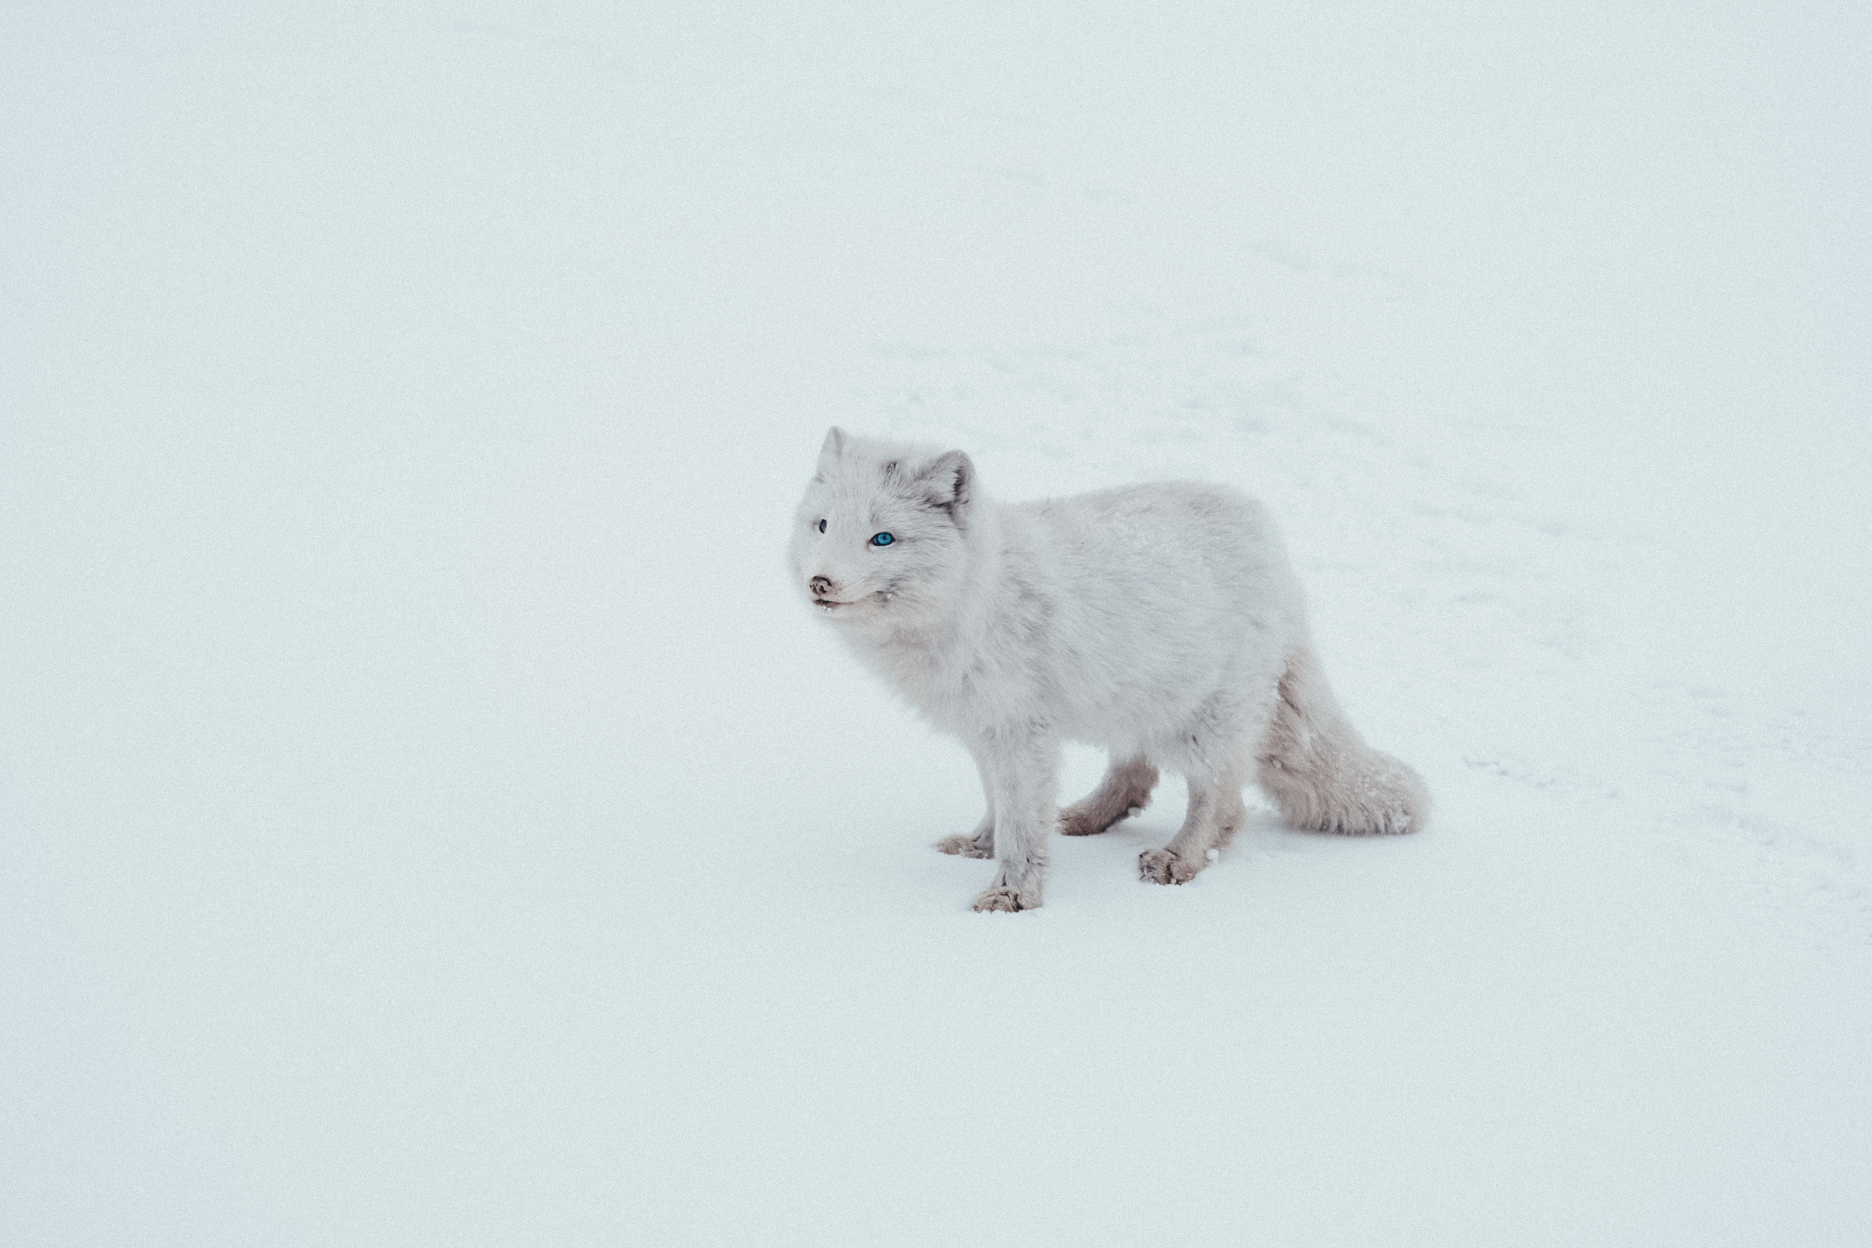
left=936, top=834, right=994, bottom=859
left=971, top=885, right=1039, bottom=913
left=1138, top=848, right=1200, bottom=886
left=1058, top=803, right=1114, bottom=837
left=1059, top=799, right=1148, bottom=837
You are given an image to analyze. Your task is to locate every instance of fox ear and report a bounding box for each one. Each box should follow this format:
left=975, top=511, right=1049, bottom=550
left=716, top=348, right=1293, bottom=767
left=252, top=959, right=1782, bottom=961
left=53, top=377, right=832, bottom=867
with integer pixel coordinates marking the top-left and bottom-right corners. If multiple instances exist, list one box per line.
left=816, top=426, right=848, bottom=476
left=916, top=449, right=974, bottom=524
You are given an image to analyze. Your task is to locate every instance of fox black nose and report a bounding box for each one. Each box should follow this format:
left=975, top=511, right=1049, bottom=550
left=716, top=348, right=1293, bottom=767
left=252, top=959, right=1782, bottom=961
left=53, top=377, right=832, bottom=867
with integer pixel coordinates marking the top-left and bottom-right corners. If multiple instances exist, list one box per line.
left=809, top=576, right=833, bottom=596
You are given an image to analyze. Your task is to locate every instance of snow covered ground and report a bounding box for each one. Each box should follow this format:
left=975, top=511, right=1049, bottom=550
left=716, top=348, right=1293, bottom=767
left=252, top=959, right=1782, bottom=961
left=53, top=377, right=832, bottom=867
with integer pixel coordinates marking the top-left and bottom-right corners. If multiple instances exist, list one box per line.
left=4, top=3, right=1869, bottom=1244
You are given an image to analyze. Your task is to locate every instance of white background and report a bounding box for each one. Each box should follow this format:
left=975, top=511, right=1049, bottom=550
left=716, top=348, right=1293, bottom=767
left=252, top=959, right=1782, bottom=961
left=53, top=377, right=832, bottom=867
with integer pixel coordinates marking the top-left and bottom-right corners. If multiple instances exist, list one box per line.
left=4, top=2, right=1869, bottom=1244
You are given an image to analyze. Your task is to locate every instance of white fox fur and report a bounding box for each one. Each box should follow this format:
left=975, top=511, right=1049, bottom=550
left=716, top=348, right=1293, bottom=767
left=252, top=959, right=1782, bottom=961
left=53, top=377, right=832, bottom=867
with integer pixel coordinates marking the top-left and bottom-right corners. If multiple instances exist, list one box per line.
left=789, top=428, right=1428, bottom=912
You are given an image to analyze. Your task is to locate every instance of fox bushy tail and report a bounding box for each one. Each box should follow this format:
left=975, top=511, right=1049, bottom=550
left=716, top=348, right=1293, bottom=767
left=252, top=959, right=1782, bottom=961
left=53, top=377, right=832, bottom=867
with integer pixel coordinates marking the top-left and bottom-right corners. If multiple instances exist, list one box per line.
left=1254, top=638, right=1429, bottom=836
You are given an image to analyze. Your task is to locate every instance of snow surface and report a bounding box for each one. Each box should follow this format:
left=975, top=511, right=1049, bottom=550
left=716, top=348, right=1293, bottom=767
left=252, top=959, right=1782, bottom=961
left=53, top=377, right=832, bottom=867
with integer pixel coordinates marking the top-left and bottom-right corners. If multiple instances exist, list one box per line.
left=4, top=3, right=1870, bottom=1245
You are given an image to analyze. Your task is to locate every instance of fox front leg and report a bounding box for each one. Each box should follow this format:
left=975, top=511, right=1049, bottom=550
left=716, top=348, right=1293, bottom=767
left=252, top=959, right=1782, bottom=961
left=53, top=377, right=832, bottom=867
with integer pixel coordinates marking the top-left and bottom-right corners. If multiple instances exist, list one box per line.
left=934, top=810, right=995, bottom=859
left=935, top=747, right=996, bottom=859
left=969, top=728, right=1059, bottom=913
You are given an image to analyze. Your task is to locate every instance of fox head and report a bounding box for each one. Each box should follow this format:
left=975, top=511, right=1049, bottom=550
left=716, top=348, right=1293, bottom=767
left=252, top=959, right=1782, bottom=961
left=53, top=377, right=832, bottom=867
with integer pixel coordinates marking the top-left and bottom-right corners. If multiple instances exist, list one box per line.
left=789, top=427, right=976, bottom=629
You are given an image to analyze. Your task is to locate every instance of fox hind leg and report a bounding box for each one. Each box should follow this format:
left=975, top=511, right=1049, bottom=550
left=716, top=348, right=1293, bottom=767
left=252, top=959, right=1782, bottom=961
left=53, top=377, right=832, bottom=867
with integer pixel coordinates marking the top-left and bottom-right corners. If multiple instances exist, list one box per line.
left=1138, top=760, right=1247, bottom=885
left=1059, top=752, right=1158, bottom=837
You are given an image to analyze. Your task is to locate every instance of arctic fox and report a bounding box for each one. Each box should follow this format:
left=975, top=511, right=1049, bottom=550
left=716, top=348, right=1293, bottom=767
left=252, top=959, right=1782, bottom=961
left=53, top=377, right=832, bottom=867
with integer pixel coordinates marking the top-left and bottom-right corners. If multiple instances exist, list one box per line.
left=789, top=428, right=1428, bottom=913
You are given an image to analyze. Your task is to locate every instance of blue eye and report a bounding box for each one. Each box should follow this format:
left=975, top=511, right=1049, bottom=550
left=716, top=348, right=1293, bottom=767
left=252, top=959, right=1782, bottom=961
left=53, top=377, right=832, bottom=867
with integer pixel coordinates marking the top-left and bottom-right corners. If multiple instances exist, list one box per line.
left=870, top=532, right=895, bottom=547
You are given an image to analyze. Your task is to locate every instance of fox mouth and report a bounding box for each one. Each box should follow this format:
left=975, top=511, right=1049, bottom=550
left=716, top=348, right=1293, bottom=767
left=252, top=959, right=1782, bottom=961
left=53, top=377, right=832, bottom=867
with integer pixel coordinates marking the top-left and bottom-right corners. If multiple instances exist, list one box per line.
left=815, top=586, right=900, bottom=612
